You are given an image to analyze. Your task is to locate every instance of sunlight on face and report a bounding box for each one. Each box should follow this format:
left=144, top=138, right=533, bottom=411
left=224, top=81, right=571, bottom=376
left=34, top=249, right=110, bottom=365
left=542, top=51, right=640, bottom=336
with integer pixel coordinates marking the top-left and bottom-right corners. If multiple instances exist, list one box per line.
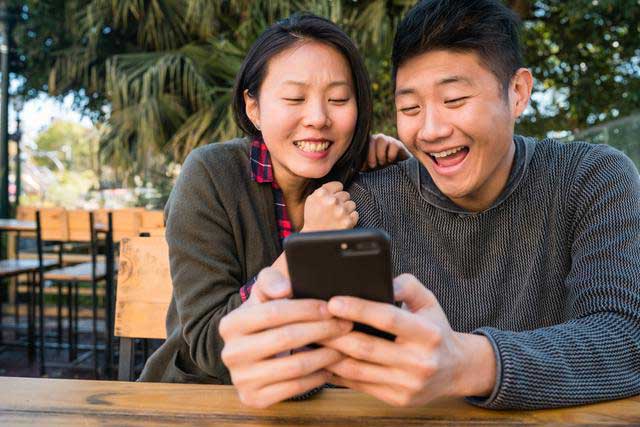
left=245, top=40, right=357, bottom=188
left=395, top=50, right=521, bottom=212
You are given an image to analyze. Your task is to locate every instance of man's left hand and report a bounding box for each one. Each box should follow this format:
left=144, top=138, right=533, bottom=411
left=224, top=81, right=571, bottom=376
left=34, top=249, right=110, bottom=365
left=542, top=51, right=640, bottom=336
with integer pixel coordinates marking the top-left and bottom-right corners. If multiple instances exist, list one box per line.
left=322, top=274, right=497, bottom=407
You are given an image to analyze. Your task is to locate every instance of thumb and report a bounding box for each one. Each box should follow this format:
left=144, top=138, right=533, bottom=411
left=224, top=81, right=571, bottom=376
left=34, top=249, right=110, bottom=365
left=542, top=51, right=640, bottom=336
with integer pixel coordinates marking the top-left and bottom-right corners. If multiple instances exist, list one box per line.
left=248, top=267, right=292, bottom=304
left=393, top=274, right=438, bottom=313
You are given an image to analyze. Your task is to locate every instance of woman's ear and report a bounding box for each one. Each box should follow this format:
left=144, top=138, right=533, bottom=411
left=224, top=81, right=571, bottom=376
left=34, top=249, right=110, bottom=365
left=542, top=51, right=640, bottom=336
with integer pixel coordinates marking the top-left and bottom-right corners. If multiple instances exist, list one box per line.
left=244, top=89, right=261, bottom=131
left=509, top=68, right=533, bottom=119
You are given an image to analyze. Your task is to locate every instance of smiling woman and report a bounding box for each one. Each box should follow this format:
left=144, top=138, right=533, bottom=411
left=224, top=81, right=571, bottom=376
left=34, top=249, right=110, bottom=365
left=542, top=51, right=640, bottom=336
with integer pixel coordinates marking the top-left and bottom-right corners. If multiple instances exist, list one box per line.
left=137, top=13, right=405, bottom=402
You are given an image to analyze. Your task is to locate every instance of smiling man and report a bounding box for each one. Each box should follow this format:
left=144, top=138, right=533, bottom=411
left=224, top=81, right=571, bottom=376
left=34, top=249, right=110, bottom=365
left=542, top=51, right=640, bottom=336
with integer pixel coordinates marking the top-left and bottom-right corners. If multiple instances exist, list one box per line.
left=317, top=0, right=640, bottom=410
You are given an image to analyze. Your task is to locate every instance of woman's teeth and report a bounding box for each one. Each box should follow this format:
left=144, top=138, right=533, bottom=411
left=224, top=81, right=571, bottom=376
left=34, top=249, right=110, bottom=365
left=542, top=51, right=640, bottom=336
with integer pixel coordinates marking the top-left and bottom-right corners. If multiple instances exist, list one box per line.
left=295, top=141, right=330, bottom=152
left=431, top=146, right=465, bottom=158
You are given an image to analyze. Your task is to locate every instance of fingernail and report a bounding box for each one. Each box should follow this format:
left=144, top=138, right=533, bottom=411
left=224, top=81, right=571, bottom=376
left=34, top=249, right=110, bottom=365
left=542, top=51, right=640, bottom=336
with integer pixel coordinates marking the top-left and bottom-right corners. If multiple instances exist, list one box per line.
left=270, top=280, right=289, bottom=294
left=318, top=302, right=330, bottom=318
left=329, top=298, right=345, bottom=313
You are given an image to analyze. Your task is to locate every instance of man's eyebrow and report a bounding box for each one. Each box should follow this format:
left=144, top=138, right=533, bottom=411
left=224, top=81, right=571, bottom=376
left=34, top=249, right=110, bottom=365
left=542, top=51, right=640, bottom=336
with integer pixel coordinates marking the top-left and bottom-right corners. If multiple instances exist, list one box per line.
left=437, top=75, right=473, bottom=86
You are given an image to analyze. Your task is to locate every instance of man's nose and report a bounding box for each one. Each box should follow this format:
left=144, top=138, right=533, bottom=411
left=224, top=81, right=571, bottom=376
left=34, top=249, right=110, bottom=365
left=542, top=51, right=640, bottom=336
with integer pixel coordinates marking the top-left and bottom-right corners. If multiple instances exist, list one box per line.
left=417, top=107, right=453, bottom=143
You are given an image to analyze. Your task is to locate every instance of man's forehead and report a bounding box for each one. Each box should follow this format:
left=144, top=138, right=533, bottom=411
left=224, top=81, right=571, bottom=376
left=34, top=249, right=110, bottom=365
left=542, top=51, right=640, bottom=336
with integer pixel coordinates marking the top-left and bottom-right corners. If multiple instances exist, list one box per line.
left=395, top=51, right=487, bottom=96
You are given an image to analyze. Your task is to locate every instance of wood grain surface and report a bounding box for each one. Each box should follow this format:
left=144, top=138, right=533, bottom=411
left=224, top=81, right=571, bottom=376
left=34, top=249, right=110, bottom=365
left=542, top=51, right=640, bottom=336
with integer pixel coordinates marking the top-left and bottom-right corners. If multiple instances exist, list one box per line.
left=0, top=377, right=639, bottom=426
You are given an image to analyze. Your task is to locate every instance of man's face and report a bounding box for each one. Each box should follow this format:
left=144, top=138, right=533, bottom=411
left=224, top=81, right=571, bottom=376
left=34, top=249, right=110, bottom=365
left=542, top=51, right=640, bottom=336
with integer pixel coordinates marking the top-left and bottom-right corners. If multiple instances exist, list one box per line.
left=395, top=50, right=521, bottom=212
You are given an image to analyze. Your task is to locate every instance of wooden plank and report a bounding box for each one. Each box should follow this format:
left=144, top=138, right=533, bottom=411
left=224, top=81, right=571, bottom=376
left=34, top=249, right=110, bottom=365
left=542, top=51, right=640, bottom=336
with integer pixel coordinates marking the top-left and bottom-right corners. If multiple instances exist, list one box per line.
left=0, top=378, right=639, bottom=426
left=67, top=210, right=92, bottom=242
left=140, top=210, right=164, bottom=229
left=114, top=236, right=172, bottom=339
left=39, top=208, right=69, bottom=241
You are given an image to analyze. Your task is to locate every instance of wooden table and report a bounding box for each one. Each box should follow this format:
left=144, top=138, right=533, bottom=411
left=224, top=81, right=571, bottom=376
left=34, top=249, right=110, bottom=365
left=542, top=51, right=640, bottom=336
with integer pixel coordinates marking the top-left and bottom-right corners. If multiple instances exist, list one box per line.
left=0, top=219, right=36, bottom=232
left=0, top=377, right=639, bottom=426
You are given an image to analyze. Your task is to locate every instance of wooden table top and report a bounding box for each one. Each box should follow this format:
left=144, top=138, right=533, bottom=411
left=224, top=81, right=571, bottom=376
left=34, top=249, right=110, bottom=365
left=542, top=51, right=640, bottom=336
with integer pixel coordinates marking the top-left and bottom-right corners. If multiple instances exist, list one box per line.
left=0, top=219, right=36, bottom=232
left=0, top=377, right=639, bottom=426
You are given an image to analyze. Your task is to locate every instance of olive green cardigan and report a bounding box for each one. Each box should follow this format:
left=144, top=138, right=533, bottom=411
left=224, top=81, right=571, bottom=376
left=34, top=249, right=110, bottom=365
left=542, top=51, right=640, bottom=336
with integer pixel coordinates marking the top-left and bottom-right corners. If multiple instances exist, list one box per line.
left=139, top=138, right=281, bottom=384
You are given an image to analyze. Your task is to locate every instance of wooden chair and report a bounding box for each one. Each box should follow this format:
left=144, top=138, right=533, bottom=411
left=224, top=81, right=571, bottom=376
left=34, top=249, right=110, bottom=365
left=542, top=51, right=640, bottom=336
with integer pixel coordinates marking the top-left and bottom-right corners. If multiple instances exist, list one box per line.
left=37, top=211, right=115, bottom=377
left=140, top=210, right=164, bottom=230
left=114, top=235, right=171, bottom=381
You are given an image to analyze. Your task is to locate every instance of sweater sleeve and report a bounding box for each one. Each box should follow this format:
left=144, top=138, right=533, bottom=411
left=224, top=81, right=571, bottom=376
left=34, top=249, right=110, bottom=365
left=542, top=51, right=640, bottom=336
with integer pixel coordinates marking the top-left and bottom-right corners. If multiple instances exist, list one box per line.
left=165, top=148, right=244, bottom=378
left=471, top=146, right=640, bottom=409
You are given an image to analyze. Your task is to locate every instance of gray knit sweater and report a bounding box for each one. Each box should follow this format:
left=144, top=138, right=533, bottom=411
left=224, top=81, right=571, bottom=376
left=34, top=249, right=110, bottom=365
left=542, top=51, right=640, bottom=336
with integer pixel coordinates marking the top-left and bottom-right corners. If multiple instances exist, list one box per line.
left=349, top=136, right=640, bottom=410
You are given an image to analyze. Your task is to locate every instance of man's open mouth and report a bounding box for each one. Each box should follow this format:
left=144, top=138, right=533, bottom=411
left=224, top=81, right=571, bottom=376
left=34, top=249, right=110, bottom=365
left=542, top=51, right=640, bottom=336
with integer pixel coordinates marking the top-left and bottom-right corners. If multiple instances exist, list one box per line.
left=429, top=146, right=469, bottom=168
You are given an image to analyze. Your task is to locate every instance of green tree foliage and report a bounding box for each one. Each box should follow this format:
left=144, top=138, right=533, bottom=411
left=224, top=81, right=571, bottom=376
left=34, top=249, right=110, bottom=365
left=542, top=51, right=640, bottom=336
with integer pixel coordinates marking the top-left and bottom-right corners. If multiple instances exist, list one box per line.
left=33, top=120, right=99, bottom=171
left=10, top=0, right=640, bottom=185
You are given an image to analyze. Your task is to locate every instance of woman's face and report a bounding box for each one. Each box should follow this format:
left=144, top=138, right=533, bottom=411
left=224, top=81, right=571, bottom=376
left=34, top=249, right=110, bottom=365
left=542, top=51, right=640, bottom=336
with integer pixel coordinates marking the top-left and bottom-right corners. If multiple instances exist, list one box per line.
left=245, top=40, right=357, bottom=185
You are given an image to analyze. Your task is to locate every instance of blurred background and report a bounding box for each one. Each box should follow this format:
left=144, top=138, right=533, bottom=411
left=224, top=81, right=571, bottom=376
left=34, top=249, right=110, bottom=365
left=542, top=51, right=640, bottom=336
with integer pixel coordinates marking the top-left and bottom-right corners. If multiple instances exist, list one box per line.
left=1, top=0, right=639, bottom=211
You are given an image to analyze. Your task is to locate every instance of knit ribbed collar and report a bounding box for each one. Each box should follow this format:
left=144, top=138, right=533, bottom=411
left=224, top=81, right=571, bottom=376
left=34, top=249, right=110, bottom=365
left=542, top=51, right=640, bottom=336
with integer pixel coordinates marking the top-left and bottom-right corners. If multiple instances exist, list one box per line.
left=413, top=135, right=536, bottom=215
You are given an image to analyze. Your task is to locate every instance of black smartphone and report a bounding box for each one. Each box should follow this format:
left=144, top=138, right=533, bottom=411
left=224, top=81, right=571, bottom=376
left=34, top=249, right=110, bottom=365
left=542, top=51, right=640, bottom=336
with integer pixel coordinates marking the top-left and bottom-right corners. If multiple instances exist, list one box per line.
left=284, top=228, right=395, bottom=340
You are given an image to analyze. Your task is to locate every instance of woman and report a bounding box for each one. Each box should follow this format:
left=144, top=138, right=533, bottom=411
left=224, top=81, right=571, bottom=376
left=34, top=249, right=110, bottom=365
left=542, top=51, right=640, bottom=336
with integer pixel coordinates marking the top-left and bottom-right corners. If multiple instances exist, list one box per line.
left=139, top=13, right=406, bottom=391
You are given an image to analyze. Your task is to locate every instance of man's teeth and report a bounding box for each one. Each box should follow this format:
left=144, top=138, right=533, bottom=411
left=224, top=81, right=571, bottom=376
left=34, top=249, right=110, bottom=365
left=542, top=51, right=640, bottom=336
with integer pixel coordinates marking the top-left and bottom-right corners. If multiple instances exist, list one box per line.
left=295, top=141, right=330, bottom=152
left=431, top=147, right=465, bottom=158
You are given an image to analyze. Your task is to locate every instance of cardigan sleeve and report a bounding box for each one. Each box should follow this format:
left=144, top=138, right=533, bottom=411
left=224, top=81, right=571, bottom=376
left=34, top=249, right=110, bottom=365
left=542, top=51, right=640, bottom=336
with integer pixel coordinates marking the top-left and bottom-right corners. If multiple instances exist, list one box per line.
left=471, top=146, right=640, bottom=409
left=165, top=147, right=245, bottom=378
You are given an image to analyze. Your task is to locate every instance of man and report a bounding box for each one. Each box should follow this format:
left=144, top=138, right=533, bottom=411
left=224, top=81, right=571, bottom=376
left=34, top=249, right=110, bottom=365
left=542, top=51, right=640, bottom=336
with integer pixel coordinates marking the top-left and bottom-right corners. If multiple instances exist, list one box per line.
left=220, top=0, right=640, bottom=409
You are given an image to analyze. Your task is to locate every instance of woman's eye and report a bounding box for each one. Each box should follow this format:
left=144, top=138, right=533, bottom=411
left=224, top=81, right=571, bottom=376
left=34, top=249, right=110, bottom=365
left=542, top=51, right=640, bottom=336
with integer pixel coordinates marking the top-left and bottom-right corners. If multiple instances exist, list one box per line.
left=329, top=98, right=350, bottom=103
left=399, top=106, right=419, bottom=114
left=283, top=98, right=304, bottom=102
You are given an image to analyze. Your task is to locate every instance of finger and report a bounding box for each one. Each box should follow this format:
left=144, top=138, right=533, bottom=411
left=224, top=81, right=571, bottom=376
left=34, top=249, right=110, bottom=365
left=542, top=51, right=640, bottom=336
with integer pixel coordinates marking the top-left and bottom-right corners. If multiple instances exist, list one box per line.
left=333, top=191, right=351, bottom=204
left=320, top=181, right=344, bottom=194
left=343, top=200, right=356, bottom=213
left=393, top=274, right=438, bottom=312
left=375, top=136, right=388, bottom=166
left=386, top=144, right=399, bottom=163
left=247, top=267, right=292, bottom=304
left=327, top=296, right=429, bottom=338
left=220, top=298, right=330, bottom=339
left=349, top=211, right=359, bottom=227
left=232, top=347, right=343, bottom=389
left=328, top=376, right=410, bottom=407
left=326, top=357, right=416, bottom=390
left=248, top=370, right=332, bottom=408
left=321, top=331, right=407, bottom=367
left=367, top=136, right=378, bottom=169
left=222, top=319, right=353, bottom=365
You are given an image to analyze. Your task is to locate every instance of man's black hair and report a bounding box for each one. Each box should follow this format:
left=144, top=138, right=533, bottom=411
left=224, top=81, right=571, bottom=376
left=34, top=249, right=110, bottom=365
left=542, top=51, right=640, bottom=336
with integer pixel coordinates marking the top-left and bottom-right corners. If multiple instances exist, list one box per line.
left=392, top=0, right=524, bottom=95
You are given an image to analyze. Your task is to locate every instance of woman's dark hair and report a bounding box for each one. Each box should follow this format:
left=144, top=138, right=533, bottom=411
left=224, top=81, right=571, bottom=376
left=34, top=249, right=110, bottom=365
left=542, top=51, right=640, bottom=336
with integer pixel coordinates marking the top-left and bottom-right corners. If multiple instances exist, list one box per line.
left=232, top=13, right=372, bottom=186
left=392, top=0, right=524, bottom=97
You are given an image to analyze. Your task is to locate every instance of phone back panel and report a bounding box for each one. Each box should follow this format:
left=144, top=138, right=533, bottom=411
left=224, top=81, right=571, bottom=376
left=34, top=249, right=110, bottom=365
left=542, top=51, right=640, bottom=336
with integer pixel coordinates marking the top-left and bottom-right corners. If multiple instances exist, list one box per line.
left=285, top=229, right=393, bottom=304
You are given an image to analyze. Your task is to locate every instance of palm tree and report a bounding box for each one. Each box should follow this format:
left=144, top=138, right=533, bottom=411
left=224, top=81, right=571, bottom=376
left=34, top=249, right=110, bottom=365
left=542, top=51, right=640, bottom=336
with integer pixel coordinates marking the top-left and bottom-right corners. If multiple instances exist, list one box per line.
left=48, top=0, right=410, bottom=187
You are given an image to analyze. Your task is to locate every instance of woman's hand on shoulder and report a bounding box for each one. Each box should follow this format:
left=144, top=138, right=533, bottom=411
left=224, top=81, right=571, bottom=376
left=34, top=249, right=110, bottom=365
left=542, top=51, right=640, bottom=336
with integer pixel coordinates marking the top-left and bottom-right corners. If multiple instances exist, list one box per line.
left=302, top=181, right=358, bottom=232
left=363, top=133, right=411, bottom=171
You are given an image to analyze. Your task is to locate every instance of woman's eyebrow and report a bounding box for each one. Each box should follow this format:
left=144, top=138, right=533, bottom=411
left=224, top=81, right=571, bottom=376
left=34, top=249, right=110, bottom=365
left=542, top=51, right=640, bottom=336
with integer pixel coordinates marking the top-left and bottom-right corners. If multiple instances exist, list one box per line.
left=282, top=80, right=350, bottom=88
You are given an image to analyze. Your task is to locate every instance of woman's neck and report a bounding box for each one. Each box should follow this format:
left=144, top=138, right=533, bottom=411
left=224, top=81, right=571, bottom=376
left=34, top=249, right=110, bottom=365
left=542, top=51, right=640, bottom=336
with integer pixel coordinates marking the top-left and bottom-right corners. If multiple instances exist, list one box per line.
left=272, top=163, right=309, bottom=231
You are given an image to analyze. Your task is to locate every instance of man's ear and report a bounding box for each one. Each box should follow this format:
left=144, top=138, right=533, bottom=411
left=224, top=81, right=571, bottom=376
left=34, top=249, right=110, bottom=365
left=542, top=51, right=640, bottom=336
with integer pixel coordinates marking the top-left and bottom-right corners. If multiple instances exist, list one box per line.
left=244, top=89, right=260, bottom=130
left=509, top=68, right=533, bottom=119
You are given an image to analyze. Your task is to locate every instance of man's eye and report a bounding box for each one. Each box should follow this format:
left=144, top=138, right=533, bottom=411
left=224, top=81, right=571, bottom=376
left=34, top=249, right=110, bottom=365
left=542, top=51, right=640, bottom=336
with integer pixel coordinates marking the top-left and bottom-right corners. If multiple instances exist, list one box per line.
left=445, top=96, right=469, bottom=105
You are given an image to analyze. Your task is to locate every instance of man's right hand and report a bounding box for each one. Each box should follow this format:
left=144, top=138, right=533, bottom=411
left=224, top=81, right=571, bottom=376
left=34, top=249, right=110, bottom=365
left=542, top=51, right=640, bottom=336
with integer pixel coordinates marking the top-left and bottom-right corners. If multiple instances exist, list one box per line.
left=219, top=267, right=353, bottom=408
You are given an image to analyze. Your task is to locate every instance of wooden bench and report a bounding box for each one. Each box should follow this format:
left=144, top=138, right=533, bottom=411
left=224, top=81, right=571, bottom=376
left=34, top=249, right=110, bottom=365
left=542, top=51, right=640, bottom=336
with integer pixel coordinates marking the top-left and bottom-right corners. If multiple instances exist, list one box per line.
left=114, top=235, right=172, bottom=380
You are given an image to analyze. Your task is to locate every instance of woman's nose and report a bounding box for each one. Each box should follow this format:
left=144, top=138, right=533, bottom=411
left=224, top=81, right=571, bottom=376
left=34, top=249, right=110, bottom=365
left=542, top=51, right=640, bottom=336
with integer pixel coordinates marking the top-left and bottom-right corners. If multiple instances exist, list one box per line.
left=302, top=100, right=331, bottom=129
